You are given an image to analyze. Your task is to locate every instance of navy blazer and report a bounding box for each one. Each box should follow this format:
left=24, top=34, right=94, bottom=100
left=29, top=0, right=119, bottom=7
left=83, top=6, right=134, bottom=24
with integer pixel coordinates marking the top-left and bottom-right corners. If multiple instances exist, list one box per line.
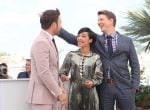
left=58, top=28, right=140, bottom=90
left=17, top=71, right=30, bottom=78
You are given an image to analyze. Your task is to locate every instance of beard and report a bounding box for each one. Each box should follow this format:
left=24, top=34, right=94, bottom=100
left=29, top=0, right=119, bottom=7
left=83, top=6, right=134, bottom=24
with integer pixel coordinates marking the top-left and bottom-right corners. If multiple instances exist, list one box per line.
left=54, top=26, right=61, bottom=35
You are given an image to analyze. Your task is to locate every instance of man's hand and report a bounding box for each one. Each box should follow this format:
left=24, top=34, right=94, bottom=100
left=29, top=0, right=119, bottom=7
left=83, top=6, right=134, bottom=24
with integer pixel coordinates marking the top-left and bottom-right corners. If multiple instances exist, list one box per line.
left=57, top=93, right=68, bottom=104
left=131, top=88, right=138, bottom=93
left=84, top=80, right=94, bottom=88
left=60, top=74, right=69, bottom=82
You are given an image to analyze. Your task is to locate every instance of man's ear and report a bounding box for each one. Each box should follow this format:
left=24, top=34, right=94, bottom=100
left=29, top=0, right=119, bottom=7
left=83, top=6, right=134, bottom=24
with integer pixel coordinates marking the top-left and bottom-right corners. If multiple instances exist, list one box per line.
left=51, top=22, right=56, bottom=28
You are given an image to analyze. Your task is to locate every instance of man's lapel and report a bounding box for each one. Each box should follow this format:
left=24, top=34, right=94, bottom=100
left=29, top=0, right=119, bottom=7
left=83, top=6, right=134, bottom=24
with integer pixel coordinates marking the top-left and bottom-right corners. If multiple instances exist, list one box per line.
left=99, top=34, right=106, bottom=51
left=98, top=34, right=110, bottom=58
left=41, top=30, right=59, bottom=58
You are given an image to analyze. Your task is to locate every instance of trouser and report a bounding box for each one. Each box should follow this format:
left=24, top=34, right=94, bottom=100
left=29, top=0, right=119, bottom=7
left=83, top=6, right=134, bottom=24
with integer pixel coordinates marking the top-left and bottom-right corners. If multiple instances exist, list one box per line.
left=31, top=102, right=67, bottom=110
left=97, top=83, right=136, bottom=110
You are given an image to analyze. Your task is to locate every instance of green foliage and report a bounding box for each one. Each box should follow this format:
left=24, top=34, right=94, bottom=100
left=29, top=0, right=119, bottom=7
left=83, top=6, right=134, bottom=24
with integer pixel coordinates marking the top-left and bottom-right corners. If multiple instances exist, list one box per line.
left=121, top=0, right=150, bottom=52
left=141, top=94, right=150, bottom=109
left=135, top=85, right=150, bottom=108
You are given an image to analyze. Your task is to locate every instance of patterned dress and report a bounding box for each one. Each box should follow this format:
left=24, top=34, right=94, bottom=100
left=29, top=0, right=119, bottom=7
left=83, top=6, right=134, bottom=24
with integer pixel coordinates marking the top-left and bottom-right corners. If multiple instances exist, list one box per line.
left=59, top=50, right=103, bottom=110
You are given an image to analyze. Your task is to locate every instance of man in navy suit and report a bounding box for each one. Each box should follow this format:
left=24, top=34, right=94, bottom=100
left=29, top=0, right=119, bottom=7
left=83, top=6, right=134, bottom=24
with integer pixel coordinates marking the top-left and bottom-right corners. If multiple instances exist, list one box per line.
left=17, top=59, right=31, bottom=78
left=58, top=10, right=140, bottom=110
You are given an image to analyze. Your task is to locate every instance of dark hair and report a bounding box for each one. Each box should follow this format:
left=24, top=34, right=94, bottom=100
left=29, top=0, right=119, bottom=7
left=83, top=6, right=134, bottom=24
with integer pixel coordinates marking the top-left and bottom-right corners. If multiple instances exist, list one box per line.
left=77, top=27, right=97, bottom=46
left=0, top=63, right=7, bottom=67
left=0, top=63, right=7, bottom=75
left=97, top=10, right=116, bottom=26
left=40, top=9, right=60, bottom=30
left=26, top=59, right=31, bottom=62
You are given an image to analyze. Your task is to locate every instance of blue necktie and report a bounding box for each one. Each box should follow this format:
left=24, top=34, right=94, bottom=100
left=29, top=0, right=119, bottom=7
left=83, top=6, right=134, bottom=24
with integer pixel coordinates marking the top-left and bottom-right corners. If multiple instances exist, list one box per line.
left=107, top=35, right=113, bottom=56
left=107, top=36, right=113, bottom=79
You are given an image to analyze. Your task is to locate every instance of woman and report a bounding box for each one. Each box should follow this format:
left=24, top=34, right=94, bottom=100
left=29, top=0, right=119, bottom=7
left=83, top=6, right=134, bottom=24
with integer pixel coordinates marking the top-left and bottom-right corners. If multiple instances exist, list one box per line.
left=59, top=27, right=103, bottom=110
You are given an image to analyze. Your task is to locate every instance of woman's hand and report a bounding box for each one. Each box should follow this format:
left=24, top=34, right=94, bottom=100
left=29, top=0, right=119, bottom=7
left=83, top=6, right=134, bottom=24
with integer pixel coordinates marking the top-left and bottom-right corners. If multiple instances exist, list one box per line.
left=60, top=74, right=69, bottom=82
left=84, top=80, right=94, bottom=88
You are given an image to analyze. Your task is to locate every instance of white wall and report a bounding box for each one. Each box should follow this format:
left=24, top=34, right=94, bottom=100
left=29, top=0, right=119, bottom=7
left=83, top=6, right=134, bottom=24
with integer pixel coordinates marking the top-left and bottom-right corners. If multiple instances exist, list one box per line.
left=0, top=79, right=116, bottom=110
left=0, top=79, right=31, bottom=110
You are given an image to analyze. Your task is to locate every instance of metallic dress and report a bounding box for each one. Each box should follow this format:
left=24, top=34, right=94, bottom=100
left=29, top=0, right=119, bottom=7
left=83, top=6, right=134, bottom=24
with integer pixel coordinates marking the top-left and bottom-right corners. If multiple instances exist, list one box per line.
left=59, top=50, right=103, bottom=110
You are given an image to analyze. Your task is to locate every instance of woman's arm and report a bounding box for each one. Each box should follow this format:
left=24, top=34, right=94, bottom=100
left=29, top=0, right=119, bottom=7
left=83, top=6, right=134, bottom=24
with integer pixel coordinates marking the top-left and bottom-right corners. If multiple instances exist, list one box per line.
left=59, top=51, right=72, bottom=81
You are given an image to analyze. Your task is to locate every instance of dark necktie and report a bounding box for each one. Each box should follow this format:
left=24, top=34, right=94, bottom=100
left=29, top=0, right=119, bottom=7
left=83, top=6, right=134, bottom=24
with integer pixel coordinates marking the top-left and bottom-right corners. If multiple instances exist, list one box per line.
left=107, top=35, right=113, bottom=56
left=52, top=39, right=58, bottom=53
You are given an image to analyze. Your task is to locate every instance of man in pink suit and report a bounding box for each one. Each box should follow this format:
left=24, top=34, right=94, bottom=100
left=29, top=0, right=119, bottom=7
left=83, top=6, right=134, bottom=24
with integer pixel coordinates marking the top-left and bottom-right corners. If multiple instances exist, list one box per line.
left=27, top=9, right=67, bottom=110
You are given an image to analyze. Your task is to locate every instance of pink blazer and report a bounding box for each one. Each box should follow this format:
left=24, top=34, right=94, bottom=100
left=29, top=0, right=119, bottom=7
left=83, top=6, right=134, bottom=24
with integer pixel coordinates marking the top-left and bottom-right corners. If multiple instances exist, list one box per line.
left=26, top=31, right=63, bottom=104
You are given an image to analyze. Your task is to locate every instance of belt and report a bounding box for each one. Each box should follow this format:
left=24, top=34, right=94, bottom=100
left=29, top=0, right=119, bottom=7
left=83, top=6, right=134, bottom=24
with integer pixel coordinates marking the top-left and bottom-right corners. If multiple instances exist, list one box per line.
left=104, top=79, right=117, bottom=85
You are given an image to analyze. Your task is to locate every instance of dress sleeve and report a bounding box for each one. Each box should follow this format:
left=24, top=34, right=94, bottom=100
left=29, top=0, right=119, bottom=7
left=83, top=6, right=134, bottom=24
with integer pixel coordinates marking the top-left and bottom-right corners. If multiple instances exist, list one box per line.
left=92, top=55, right=103, bottom=86
left=59, top=52, right=72, bottom=76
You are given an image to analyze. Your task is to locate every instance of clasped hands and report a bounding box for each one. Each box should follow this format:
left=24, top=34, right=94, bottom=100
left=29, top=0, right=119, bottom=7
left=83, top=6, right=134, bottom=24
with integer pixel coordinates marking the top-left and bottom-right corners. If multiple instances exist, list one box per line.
left=83, top=80, right=94, bottom=88
left=57, top=88, right=68, bottom=105
left=60, top=74, right=94, bottom=88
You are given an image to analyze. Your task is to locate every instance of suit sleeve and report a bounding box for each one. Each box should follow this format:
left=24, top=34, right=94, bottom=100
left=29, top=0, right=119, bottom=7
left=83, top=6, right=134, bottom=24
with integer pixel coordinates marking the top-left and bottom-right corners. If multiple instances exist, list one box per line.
left=58, top=28, right=77, bottom=46
left=58, top=28, right=101, bottom=53
left=33, top=41, right=62, bottom=98
left=128, top=39, right=140, bottom=90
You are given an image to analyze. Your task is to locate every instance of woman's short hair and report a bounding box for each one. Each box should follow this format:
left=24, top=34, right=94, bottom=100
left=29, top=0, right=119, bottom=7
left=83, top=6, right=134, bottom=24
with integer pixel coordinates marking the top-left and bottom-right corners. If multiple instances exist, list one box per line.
left=77, top=27, right=97, bottom=46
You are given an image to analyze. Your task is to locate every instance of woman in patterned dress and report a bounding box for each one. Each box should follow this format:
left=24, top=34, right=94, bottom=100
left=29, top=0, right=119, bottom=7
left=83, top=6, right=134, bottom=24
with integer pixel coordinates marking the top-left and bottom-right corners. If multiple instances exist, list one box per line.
left=59, top=27, right=103, bottom=110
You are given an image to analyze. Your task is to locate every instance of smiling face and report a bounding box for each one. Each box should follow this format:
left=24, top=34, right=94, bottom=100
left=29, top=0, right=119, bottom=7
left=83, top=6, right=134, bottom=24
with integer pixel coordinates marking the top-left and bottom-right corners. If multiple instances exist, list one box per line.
left=77, top=32, right=92, bottom=48
left=97, top=10, right=116, bottom=34
left=97, top=14, right=114, bottom=34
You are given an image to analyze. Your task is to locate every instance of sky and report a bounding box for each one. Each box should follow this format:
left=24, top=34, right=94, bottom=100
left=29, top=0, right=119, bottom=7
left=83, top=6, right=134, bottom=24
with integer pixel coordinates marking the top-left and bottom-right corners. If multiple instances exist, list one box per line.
left=0, top=0, right=144, bottom=57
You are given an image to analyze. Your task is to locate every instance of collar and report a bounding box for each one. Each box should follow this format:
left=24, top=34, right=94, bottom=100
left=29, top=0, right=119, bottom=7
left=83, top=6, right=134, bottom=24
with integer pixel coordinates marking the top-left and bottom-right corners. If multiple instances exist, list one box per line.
left=42, top=29, right=53, bottom=40
left=104, top=31, right=117, bottom=39
left=77, top=49, right=93, bottom=57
